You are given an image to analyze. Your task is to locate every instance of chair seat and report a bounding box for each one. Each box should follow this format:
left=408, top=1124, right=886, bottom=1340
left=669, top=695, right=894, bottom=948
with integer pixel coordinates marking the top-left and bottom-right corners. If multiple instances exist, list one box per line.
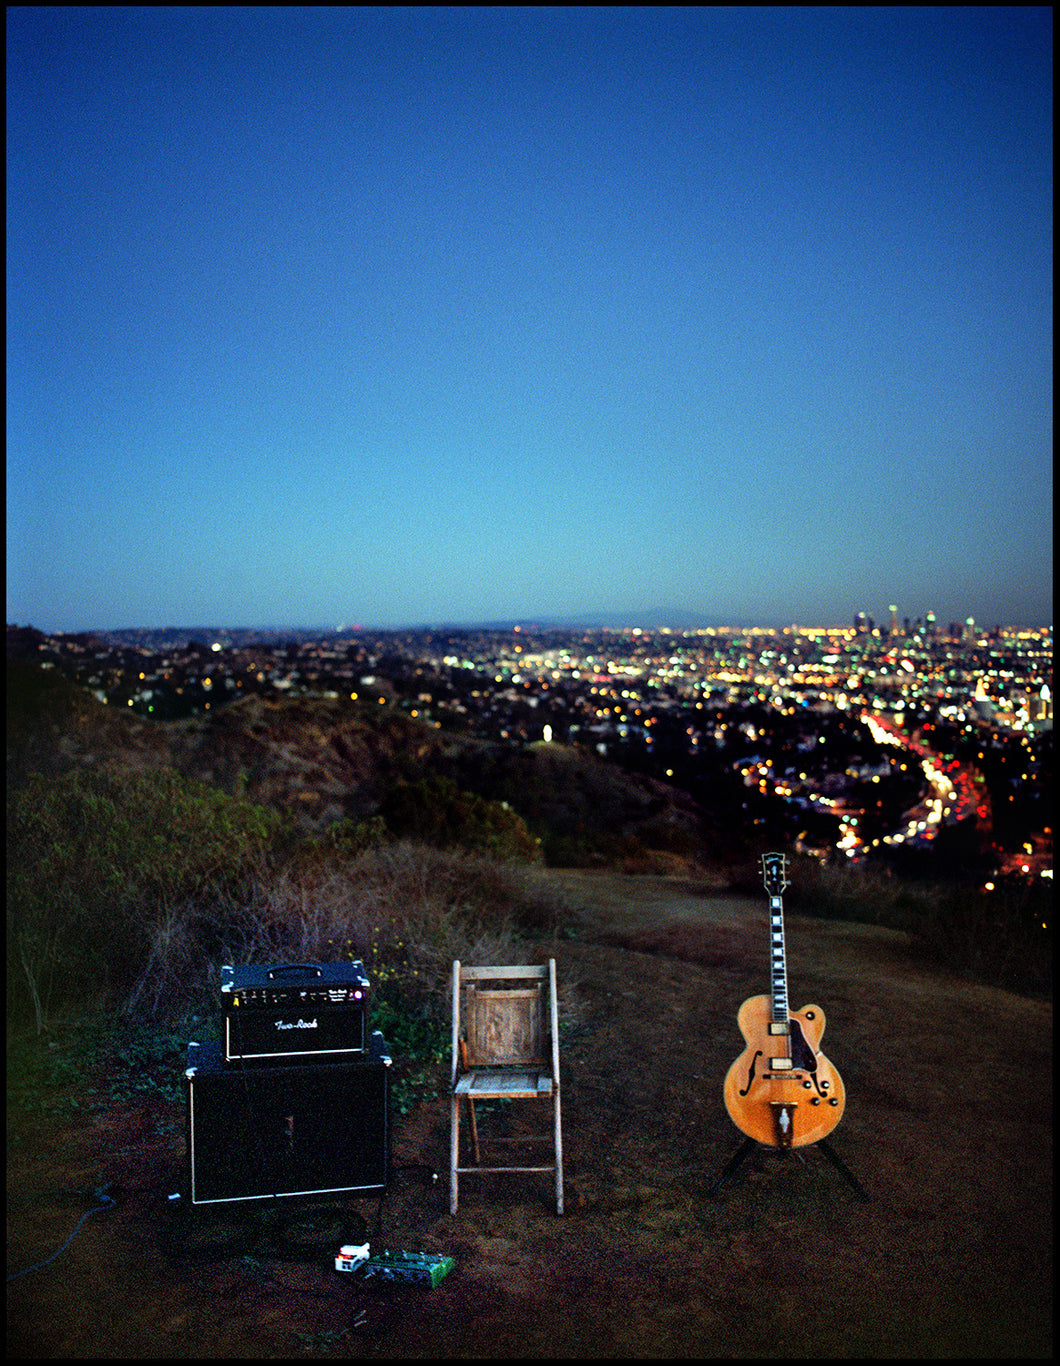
left=456, top=1068, right=553, bottom=1099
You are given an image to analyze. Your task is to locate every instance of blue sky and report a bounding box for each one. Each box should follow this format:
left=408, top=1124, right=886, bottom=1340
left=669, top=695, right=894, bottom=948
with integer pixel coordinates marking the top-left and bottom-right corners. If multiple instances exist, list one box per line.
left=7, top=7, right=1053, bottom=632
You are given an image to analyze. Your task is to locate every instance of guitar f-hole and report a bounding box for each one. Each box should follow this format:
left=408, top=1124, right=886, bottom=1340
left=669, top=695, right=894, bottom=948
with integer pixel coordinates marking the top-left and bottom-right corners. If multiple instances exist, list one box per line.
left=738, top=1050, right=763, bottom=1097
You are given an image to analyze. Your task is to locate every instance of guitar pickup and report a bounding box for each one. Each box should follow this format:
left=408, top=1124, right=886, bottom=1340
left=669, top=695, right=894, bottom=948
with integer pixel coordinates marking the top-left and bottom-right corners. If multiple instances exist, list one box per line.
left=768, top=1022, right=789, bottom=1035
left=768, top=1057, right=793, bottom=1070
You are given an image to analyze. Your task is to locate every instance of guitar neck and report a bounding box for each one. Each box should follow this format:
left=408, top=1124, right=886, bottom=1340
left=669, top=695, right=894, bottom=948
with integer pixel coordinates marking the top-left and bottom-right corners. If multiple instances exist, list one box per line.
left=761, top=852, right=791, bottom=1024
left=769, top=892, right=789, bottom=1022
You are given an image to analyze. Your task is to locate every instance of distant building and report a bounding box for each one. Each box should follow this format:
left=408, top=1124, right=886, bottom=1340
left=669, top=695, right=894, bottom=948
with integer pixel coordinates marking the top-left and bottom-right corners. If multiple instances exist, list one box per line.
left=1026, top=685, right=1052, bottom=729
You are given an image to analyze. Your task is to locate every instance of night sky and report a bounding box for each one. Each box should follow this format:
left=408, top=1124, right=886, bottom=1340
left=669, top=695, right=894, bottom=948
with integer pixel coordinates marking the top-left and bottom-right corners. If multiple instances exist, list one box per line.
left=7, top=7, right=1053, bottom=632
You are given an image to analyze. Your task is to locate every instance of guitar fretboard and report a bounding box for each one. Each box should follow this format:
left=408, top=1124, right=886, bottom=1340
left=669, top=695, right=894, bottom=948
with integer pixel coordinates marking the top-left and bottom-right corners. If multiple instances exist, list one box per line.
left=769, top=894, right=789, bottom=1022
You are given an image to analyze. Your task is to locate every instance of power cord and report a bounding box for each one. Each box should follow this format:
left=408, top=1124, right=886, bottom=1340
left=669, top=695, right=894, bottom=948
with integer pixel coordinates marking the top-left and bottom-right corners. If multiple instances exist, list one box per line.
left=7, top=1185, right=117, bottom=1282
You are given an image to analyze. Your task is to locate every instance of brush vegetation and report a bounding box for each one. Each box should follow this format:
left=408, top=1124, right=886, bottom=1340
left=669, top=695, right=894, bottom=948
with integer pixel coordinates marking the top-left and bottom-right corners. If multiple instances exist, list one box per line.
left=7, top=765, right=555, bottom=1021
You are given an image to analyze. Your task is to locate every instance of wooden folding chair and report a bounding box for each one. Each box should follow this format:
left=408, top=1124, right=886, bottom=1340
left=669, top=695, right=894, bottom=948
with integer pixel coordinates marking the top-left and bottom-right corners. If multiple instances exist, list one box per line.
left=449, top=960, right=563, bottom=1214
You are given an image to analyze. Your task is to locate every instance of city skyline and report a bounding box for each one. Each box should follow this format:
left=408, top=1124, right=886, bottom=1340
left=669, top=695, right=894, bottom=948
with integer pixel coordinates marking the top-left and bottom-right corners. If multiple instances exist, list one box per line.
left=8, top=597, right=1051, bottom=638
left=9, top=607, right=1052, bottom=637
left=7, top=8, right=1053, bottom=634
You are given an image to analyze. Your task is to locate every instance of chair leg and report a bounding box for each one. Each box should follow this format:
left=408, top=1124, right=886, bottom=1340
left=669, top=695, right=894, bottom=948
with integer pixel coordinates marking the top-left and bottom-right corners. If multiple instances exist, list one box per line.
left=554, top=1091, right=564, bottom=1215
left=467, top=1095, right=480, bottom=1166
left=450, top=1093, right=460, bottom=1215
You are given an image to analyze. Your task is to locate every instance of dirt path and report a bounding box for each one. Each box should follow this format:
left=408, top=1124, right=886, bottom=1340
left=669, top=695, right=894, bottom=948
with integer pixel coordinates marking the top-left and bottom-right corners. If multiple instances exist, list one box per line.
left=7, top=872, right=1053, bottom=1359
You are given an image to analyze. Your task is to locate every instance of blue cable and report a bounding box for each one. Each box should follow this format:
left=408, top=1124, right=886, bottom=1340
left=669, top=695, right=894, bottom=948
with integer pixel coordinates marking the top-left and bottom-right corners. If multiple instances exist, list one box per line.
left=7, top=1190, right=117, bottom=1281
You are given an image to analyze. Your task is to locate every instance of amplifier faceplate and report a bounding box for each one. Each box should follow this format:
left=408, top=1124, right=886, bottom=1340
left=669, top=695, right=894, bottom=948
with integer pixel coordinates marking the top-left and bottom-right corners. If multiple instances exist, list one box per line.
left=221, top=961, right=370, bottom=1000
left=224, top=1007, right=367, bottom=1062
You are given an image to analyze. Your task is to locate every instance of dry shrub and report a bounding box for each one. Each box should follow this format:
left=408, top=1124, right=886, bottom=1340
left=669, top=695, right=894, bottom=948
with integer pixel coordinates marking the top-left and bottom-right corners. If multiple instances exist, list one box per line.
left=126, top=842, right=561, bottom=1021
left=780, top=854, right=1050, bottom=997
left=259, top=842, right=520, bottom=979
left=784, top=858, right=912, bottom=928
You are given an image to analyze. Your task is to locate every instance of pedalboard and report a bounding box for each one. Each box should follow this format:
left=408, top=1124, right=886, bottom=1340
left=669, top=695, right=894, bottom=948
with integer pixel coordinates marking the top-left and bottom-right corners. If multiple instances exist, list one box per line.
left=335, top=1246, right=455, bottom=1288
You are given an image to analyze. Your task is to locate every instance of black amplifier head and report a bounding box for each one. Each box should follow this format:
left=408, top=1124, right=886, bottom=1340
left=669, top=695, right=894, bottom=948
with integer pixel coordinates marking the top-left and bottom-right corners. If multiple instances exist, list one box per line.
left=220, top=962, right=370, bottom=1009
left=220, top=962, right=372, bottom=1064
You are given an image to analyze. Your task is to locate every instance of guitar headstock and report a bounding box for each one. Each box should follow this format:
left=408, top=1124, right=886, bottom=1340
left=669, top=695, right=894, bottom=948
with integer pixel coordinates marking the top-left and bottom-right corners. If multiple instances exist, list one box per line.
left=761, top=852, right=789, bottom=896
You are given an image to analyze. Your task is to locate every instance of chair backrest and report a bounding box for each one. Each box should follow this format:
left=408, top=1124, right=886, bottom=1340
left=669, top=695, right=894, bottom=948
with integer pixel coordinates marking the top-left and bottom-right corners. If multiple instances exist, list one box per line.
left=452, top=961, right=559, bottom=1079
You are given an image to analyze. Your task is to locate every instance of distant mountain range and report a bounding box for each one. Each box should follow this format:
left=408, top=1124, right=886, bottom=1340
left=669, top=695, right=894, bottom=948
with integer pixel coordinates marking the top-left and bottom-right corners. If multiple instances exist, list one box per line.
left=58, top=611, right=802, bottom=647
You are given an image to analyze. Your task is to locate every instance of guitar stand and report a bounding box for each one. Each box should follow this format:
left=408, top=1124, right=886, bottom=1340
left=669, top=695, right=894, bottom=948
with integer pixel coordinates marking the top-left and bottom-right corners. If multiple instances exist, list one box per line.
left=708, top=1136, right=870, bottom=1202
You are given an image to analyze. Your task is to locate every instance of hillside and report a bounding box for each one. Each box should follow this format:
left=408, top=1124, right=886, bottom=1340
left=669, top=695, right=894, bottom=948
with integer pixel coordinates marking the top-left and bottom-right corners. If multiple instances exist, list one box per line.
left=6, top=660, right=1052, bottom=1356
left=6, top=869, right=1052, bottom=1358
left=6, top=660, right=716, bottom=867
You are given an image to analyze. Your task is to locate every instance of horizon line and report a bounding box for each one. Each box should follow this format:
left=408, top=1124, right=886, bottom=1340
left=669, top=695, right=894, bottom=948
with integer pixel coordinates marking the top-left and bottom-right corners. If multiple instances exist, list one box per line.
left=9, top=616, right=1054, bottom=637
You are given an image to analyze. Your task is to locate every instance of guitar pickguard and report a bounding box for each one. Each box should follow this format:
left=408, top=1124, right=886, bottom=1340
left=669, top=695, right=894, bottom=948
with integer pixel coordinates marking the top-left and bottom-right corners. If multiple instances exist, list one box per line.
left=789, top=1019, right=817, bottom=1073
left=789, top=1017, right=835, bottom=1098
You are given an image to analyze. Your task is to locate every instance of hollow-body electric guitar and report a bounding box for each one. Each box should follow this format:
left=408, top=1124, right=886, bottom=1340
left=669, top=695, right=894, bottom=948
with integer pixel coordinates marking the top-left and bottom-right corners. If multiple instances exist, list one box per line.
left=723, top=853, right=845, bottom=1149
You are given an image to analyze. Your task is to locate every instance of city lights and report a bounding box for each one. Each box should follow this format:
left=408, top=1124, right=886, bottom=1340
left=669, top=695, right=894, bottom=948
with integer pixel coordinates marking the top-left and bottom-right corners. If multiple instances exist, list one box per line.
left=11, top=614, right=1052, bottom=883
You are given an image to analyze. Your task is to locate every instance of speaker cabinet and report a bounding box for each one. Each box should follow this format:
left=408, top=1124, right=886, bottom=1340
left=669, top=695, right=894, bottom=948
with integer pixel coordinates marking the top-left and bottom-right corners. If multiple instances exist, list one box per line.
left=185, top=1042, right=389, bottom=1206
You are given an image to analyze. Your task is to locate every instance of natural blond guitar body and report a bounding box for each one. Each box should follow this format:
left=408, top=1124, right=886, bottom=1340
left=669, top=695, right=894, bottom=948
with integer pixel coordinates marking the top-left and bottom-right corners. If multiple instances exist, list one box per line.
left=723, top=993, right=845, bottom=1148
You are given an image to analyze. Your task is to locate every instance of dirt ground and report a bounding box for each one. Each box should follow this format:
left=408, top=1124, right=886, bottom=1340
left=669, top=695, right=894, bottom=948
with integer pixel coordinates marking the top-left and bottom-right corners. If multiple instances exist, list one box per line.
left=7, top=870, right=1053, bottom=1359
